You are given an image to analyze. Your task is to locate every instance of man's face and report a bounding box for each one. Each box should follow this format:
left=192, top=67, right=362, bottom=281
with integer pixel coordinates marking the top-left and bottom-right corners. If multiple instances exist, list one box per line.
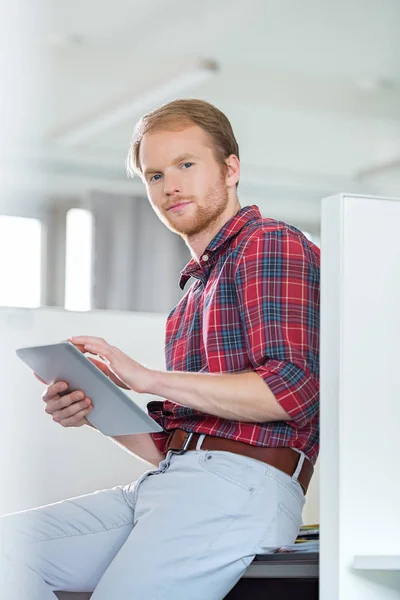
left=139, top=125, right=230, bottom=238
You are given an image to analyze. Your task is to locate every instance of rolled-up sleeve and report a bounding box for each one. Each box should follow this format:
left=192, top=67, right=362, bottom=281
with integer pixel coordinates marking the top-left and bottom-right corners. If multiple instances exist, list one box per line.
left=235, top=228, right=320, bottom=428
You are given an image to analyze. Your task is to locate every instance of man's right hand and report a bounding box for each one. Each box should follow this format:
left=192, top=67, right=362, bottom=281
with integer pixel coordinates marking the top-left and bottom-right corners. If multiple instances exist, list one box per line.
left=35, top=344, right=130, bottom=429
left=35, top=368, right=165, bottom=467
left=39, top=379, right=94, bottom=428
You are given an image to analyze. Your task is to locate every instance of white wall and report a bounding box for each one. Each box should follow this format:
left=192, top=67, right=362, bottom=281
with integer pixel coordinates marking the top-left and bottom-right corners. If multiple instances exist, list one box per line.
left=0, top=306, right=319, bottom=525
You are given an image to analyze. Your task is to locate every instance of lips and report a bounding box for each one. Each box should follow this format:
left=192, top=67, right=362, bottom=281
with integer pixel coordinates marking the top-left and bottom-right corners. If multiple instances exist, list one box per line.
left=167, top=201, right=192, bottom=212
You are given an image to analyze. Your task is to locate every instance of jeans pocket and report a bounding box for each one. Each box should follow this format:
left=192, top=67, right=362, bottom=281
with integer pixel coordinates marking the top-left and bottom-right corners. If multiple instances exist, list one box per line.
left=257, top=502, right=301, bottom=552
left=198, top=450, right=261, bottom=492
left=278, top=503, right=302, bottom=544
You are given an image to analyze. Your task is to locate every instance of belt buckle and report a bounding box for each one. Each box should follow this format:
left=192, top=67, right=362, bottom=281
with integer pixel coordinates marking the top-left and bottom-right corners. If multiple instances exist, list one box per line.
left=172, top=431, right=194, bottom=455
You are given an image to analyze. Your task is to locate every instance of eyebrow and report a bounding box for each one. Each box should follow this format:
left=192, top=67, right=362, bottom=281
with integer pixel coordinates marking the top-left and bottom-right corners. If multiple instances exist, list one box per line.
left=143, top=153, right=200, bottom=179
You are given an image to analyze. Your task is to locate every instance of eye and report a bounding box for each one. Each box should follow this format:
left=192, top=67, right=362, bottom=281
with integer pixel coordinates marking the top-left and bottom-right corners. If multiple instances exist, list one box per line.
left=182, top=162, right=193, bottom=169
left=149, top=173, right=162, bottom=183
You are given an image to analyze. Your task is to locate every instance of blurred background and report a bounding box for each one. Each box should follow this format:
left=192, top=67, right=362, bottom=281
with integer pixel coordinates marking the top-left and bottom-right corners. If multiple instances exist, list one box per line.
left=1, top=0, right=400, bottom=314
left=1, top=0, right=400, bottom=539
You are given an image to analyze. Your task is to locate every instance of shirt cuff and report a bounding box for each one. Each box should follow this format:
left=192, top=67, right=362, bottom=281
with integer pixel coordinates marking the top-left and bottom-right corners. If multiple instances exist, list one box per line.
left=256, top=360, right=319, bottom=428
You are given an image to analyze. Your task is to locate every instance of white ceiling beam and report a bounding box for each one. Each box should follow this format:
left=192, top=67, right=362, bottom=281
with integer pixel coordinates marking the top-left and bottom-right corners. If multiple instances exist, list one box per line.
left=356, top=156, right=400, bottom=179
left=51, top=59, right=218, bottom=147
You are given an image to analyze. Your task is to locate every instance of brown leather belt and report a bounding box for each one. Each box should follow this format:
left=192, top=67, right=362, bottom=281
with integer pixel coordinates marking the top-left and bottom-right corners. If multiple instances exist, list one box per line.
left=166, top=429, right=313, bottom=495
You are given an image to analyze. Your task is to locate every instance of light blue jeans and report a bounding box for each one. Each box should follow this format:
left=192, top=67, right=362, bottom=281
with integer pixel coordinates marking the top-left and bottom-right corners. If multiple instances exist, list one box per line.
left=0, top=443, right=306, bottom=600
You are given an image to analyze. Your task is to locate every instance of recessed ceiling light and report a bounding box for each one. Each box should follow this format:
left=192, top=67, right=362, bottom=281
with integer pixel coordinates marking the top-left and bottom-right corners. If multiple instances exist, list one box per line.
left=357, top=77, right=395, bottom=92
left=47, top=33, right=85, bottom=48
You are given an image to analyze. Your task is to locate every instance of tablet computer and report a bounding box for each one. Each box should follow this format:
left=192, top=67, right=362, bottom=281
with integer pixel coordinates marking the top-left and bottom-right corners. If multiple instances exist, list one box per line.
left=16, top=341, right=164, bottom=437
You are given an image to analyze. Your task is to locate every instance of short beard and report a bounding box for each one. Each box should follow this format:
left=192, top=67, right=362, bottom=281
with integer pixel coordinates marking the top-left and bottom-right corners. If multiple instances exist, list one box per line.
left=157, top=176, right=229, bottom=239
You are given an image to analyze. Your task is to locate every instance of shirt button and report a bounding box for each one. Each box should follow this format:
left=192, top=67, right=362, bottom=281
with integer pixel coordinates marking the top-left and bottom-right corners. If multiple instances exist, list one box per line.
left=202, top=254, right=209, bottom=262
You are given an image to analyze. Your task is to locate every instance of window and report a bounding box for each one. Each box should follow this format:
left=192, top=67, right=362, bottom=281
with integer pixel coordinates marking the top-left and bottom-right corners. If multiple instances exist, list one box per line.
left=64, top=209, right=93, bottom=311
left=0, top=215, right=42, bottom=308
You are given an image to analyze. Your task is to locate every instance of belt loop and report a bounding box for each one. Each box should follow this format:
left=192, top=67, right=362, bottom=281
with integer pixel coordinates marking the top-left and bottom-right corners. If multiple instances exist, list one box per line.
left=292, top=449, right=305, bottom=483
left=196, top=434, right=206, bottom=451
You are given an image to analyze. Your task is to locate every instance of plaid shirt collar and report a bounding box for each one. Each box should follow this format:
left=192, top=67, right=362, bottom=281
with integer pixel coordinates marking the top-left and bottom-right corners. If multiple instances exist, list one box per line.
left=179, top=204, right=262, bottom=290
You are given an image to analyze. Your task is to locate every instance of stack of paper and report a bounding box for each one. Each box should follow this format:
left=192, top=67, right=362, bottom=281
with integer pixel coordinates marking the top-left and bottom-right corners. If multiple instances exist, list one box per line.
left=275, top=524, right=320, bottom=554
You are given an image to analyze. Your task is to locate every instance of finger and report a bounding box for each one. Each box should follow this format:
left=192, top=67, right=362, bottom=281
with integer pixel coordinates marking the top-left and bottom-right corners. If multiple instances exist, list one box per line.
left=87, top=346, right=117, bottom=370
left=70, top=342, right=86, bottom=354
left=58, top=404, right=93, bottom=427
left=109, top=375, right=130, bottom=390
left=88, top=357, right=110, bottom=375
left=52, top=397, right=92, bottom=422
left=34, top=372, right=47, bottom=385
left=69, top=336, right=105, bottom=348
left=87, top=357, right=130, bottom=390
left=42, top=381, right=69, bottom=402
left=45, top=390, right=85, bottom=414
left=58, top=405, right=93, bottom=428
left=70, top=337, right=114, bottom=363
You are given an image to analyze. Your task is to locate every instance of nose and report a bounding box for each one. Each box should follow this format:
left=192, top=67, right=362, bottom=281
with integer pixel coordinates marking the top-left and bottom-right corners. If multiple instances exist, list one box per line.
left=163, top=172, right=182, bottom=197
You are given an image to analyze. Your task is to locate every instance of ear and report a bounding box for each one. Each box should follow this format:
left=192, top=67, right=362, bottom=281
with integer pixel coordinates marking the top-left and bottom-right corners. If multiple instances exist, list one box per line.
left=224, top=154, right=240, bottom=188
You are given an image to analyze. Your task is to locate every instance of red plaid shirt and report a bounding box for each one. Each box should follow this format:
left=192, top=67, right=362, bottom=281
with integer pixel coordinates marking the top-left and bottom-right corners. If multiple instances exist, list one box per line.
left=148, top=205, right=320, bottom=464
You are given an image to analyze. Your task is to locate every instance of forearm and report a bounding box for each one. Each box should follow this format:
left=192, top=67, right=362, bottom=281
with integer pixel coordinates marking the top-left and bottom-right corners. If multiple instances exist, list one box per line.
left=111, top=432, right=165, bottom=466
left=111, top=433, right=165, bottom=466
left=147, top=370, right=291, bottom=423
left=87, top=423, right=165, bottom=466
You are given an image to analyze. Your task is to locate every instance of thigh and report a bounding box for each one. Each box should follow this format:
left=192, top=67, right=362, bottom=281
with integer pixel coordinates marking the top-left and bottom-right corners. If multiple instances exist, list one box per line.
left=0, top=484, right=137, bottom=593
left=92, top=450, right=305, bottom=600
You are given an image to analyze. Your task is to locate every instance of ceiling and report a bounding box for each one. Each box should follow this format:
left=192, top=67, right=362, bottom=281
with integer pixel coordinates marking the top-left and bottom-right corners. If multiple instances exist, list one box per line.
left=2, top=0, right=400, bottom=231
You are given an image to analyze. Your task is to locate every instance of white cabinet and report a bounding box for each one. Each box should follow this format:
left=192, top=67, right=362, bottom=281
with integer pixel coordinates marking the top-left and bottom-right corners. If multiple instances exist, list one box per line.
left=320, top=194, right=400, bottom=600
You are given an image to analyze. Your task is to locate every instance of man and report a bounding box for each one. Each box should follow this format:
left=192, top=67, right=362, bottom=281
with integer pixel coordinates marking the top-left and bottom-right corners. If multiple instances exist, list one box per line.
left=0, top=99, right=320, bottom=599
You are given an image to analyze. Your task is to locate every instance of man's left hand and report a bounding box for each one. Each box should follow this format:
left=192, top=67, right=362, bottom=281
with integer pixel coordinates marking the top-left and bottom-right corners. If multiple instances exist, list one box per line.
left=68, top=336, right=152, bottom=394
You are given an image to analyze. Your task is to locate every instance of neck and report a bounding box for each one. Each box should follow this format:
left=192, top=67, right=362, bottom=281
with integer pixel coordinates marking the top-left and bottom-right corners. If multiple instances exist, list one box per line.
left=186, top=198, right=241, bottom=261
